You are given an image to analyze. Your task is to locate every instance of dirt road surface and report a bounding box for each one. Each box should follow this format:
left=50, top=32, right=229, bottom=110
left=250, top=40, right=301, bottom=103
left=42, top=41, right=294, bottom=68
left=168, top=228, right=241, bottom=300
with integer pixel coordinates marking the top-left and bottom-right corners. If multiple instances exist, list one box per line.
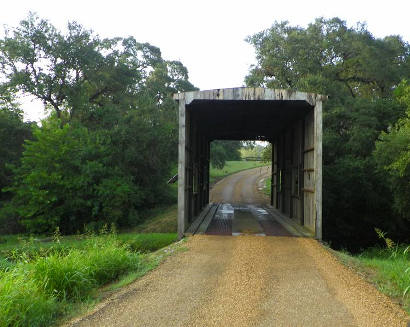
left=69, top=168, right=409, bottom=327
left=210, top=166, right=271, bottom=204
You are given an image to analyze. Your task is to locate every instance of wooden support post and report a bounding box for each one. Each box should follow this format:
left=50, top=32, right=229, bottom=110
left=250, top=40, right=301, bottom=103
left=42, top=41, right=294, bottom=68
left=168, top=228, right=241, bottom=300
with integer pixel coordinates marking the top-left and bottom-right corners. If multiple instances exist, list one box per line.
left=178, top=99, right=187, bottom=240
left=270, top=142, right=274, bottom=206
left=314, top=100, right=323, bottom=240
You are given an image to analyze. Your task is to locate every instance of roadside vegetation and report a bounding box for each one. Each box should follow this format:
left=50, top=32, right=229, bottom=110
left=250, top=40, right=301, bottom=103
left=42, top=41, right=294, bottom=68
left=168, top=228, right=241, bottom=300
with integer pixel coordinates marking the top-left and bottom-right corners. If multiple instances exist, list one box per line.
left=264, top=178, right=272, bottom=197
left=246, top=18, right=410, bottom=251
left=333, top=230, right=409, bottom=313
left=0, top=229, right=178, bottom=326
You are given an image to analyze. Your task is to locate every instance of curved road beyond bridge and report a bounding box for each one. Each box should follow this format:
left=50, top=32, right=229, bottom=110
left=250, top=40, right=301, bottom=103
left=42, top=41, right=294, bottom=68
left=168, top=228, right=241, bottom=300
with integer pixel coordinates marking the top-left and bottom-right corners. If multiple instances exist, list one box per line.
left=69, top=168, right=408, bottom=327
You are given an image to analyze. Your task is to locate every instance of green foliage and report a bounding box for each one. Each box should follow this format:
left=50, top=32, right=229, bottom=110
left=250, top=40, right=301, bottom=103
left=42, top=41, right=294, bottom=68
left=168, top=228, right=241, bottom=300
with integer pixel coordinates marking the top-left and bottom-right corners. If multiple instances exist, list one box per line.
left=0, top=95, right=33, bottom=234
left=0, top=231, right=176, bottom=326
left=374, top=81, right=410, bottom=222
left=355, top=244, right=410, bottom=312
left=117, top=233, right=177, bottom=253
left=5, top=121, right=140, bottom=233
left=246, top=17, right=409, bottom=96
left=239, top=143, right=265, bottom=159
left=32, top=235, right=139, bottom=300
left=0, top=232, right=177, bottom=263
left=210, top=140, right=242, bottom=169
left=0, top=106, right=31, bottom=196
left=246, top=17, right=410, bottom=250
left=264, top=176, right=272, bottom=197
left=261, top=143, right=272, bottom=163
left=0, top=14, right=197, bottom=234
left=0, top=269, right=60, bottom=327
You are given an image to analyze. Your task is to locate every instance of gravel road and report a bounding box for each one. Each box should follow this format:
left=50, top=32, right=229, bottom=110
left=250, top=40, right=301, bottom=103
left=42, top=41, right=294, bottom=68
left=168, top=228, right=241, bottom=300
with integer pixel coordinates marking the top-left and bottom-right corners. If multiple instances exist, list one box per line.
left=68, top=168, right=409, bottom=327
left=210, top=166, right=271, bottom=204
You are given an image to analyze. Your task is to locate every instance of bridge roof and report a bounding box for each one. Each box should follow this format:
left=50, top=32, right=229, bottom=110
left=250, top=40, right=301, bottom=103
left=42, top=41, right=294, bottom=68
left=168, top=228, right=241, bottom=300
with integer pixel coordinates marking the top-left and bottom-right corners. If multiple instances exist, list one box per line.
left=173, top=87, right=326, bottom=141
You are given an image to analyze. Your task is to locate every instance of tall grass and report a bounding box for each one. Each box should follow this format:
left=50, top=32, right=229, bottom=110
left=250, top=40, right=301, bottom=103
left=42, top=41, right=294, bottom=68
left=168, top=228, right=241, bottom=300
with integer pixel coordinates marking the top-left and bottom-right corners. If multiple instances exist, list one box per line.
left=0, top=269, right=60, bottom=327
left=0, top=232, right=176, bottom=326
left=356, top=244, right=410, bottom=311
left=32, top=236, right=139, bottom=301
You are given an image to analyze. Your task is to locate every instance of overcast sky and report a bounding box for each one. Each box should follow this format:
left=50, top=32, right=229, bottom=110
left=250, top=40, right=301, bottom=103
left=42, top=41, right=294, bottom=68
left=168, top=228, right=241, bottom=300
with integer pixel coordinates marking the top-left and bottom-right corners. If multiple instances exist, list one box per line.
left=1, top=0, right=409, bottom=121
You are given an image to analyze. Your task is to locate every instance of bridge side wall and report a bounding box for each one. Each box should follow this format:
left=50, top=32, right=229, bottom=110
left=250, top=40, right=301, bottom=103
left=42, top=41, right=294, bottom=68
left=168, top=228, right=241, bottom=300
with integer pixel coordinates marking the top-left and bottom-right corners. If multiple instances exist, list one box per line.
left=178, top=101, right=210, bottom=239
left=271, top=104, right=322, bottom=239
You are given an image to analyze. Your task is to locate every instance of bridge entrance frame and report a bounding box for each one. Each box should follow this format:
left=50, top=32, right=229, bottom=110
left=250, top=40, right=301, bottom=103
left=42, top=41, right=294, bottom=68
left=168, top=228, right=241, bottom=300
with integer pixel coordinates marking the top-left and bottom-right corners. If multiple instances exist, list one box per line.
left=174, top=88, right=325, bottom=240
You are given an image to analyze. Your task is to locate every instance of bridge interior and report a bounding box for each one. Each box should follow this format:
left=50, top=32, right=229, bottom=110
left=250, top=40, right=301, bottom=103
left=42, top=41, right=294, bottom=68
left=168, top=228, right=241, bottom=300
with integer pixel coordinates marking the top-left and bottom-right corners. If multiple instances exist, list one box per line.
left=174, top=88, right=324, bottom=240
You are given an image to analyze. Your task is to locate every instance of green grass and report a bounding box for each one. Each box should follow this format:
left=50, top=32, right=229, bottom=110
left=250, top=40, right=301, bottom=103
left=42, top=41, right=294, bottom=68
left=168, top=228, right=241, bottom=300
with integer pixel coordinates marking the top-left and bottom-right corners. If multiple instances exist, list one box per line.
left=264, top=176, right=272, bottom=196
left=132, top=205, right=177, bottom=233
left=210, top=160, right=268, bottom=184
left=356, top=245, right=410, bottom=312
left=0, top=268, right=60, bottom=327
left=334, top=245, right=410, bottom=313
left=117, top=233, right=177, bottom=253
left=0, top=232, right=178, bottom=326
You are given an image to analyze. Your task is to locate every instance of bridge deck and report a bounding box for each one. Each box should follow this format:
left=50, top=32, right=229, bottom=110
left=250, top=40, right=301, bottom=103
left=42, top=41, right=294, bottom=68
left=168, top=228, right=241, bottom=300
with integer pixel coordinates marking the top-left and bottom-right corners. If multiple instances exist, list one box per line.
left=188, top=202, right=307, bottom=237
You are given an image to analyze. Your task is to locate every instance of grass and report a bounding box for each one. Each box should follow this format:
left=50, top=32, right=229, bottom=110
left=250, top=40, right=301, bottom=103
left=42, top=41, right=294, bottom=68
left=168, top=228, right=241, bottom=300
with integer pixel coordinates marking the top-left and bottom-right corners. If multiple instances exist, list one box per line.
left=210, top=160, right=268, bottom=184
left=264, top=176, right=272, bottom=196
left=0, top=231, right=178, bottom=326
left=132, top=205, right=177, bottom=233
left=356, top=245, right=410, bottom=312
left=334, top=244, right=410, bottom=313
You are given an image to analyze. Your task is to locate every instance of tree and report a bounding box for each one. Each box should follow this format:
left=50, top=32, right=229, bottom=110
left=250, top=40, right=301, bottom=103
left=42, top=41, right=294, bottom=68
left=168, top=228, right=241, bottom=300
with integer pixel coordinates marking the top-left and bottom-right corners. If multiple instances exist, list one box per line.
left=0, top=14, right=197, bottom=234
left=246, top=18, right=409, bottom=98
left=374, top=80, right=410, bottom=224
left=210, top=140, right=241, bottom=169
left=246, top=17, right=410, bottom=250
left=0, top=13, right=195, bottom=123
left=261, top=143, right=272, bottom=163
left=0, top=92, right=33, bottom=200
left=0, top=92, right=34, bottom=233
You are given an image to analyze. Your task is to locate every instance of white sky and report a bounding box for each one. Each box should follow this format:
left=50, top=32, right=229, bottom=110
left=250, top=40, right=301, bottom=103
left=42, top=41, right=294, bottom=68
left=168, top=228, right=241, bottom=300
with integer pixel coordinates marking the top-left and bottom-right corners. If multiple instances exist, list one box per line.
left=1, top=0, right=409, bottom=121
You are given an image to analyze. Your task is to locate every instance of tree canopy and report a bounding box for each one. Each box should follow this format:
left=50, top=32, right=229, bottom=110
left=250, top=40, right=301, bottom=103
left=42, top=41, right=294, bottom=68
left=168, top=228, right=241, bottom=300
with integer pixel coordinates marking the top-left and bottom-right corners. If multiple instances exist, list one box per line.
left=246, top=17, right=410, bottom=250
left=374, top=80, right=410, bottom=222
left=0, top=14, right=196, bottom=233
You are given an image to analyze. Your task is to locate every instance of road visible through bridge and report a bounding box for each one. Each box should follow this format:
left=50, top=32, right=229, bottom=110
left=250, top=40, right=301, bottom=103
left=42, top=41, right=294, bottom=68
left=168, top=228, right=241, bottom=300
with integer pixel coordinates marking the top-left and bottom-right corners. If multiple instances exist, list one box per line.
left=69, top=168, right=408, bottom=327
left=207, top=166, right=292, bottom=237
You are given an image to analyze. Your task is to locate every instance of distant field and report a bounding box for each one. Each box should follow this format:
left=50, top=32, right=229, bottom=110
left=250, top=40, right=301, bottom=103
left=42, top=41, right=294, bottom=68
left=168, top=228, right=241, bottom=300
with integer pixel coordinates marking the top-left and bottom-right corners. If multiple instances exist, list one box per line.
left=210, top=160, right=268, bottom=184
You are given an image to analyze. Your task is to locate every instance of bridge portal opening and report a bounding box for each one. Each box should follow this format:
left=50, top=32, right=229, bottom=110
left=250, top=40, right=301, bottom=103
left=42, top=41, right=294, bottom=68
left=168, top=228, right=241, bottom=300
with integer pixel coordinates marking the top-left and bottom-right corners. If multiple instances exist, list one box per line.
left=174, top=88, right=325, bottom=240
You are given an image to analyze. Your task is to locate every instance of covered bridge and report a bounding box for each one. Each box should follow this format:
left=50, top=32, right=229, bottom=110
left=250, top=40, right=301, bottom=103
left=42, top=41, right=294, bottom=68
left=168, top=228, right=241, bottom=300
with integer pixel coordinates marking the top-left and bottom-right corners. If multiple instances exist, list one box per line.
left=173, top=87, right=325, bottom=240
